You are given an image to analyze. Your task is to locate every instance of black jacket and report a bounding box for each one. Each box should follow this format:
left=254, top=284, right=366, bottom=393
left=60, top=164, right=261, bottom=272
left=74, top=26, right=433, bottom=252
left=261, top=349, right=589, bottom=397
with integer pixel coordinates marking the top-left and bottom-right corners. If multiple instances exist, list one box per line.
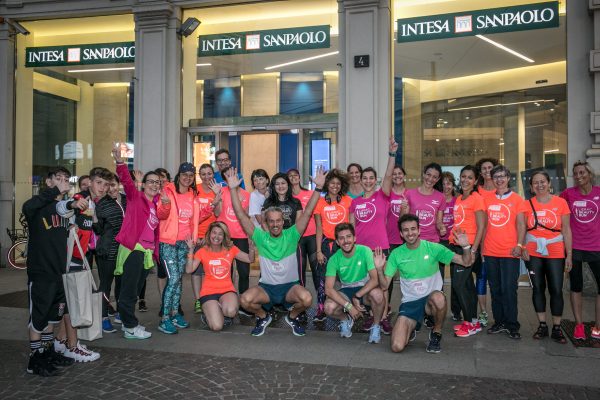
left=93, top=194, right=126, bottom=260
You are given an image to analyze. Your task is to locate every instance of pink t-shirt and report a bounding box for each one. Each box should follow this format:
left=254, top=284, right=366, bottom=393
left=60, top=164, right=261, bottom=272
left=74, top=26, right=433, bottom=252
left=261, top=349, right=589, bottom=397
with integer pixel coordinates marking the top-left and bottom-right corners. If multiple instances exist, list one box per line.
left=441, top=196, right=456, bottom=241
left=405, top=188, right=446, bottom=242
left=139, top=204, right=159, bottom=250
left=387, top=190, right=406, bottom=245
left=560, top=186, right=600, bottom=251
left=350, top=189, right=390, bottom=250
left=294, top=190, right=317, bottom=237
left=218, top=187, right=250, bottom=239
left=176, top=191, right=194, bottom=241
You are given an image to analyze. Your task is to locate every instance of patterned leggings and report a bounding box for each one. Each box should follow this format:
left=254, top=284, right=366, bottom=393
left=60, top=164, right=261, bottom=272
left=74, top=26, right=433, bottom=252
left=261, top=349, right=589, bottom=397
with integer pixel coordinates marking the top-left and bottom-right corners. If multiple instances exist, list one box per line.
left=159, top=241, right=188, bottom=317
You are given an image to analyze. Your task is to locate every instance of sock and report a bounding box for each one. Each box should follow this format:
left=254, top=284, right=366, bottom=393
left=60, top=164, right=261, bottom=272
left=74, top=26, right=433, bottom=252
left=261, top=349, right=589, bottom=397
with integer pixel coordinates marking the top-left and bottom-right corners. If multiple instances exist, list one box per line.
left=30, top=340, right=42, bottom=354
left=539, top=321, right=548, bottom=326
left=41, top=332, right=54, bottom=350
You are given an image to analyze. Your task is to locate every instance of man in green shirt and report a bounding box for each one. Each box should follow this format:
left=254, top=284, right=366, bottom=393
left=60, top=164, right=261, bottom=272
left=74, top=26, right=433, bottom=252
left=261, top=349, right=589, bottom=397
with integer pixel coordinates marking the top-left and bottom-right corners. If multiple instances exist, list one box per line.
left=324, top=223, right=385, bottom=343
left=376, top=214, right=472, bottom=353
left=225, top=167, right=326, bottom=337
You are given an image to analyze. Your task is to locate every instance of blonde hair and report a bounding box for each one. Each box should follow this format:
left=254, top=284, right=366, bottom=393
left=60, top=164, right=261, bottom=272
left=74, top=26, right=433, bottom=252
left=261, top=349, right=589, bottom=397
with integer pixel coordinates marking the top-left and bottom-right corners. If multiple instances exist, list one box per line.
left=572, top=160, right=596, bottom=178
left=204, top=221, right=234, bottom=250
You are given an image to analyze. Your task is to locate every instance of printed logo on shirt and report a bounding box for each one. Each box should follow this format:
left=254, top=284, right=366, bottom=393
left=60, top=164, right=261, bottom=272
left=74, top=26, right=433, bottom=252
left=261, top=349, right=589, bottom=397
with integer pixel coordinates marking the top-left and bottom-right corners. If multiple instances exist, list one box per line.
left=208, top=258, right=232, bottom=280
left=572, top=200, right=598, bottom=224
left=442, top=206, right=454, bottom=229
left=488, top=203, right=511, bottom=227
left=413, top=280, right=427, bottom=295
left=415, top=205, right=436, bottom=227
left=148, top=207, right=159, bottom=229
left=324, top=204, right=346, bottom=224
left=454, top=204, right=465, bottom=226
left=225, top=206, right=238, bottom=223
left=528, top=209, right=558, bottom=230
left=354, top=202, right=376, bottom=223
left=178, top=207, right=193, bottom=224
left=390, top=199, right=403, bottom=218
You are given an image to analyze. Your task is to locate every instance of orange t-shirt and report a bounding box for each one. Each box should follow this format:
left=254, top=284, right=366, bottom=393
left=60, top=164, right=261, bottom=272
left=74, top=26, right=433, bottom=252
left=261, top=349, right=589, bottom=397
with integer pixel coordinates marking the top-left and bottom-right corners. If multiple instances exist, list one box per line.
left=483, top=192, right=525, bottom=257
left=478, top=186, right=496, bottom=202
left=194, top=246, right=240, bottom=297
left=196, top=187, right=216, bottom=240
left=218, top=187, right=250, bottom=239
left=315, top=196, right=352, bottom=240
left=518, top=195, right=570, bottom=258
left=451, top=191, right=486, bottom=245
left=294, top=190, right=317, bottom=237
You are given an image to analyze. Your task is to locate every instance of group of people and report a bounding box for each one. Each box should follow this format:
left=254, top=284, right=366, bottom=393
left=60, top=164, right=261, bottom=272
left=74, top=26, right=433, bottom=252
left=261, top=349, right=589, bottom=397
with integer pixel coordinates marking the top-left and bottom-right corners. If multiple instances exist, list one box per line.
left=24, top=139, right=600, bottom=377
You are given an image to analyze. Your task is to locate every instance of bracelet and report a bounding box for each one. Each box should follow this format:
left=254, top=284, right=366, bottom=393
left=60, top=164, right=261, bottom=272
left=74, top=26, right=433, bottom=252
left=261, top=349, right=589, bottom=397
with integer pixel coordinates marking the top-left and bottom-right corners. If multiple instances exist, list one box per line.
left=314, top=187, right=324, bottom=192
left=388, top=152, right=396, bottom=157
left=343, top=302, right=353, bottom=312
left=517, top=243, right=524, bottom=248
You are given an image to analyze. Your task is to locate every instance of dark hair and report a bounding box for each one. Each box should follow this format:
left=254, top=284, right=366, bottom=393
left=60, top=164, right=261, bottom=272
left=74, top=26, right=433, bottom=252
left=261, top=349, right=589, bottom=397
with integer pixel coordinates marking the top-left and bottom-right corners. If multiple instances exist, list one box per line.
left=475, top=157, right=499, bottom=185
left=220, top=166, right=232, bottom=183
left=215, top=149, right=230, bottom=159
left=334, top=222, right=355, bottom=239
left=174, top=163, right=198, bottom=195
left=251, top=169, right=270, bottom=189
left=398, top=213, right=420, bottom=232
left=490, top=165, right=512, bottom=187
left=78, top=175, right=90, bottom=186
left=347, top=163, right=363, bottom=174
left=198, top=163, right=214, bottom=174
left=361, top=167, right=377, bottom=179
left=112, top=174, right=120, bottom=184
left=529, top=170, right=551, bottom=186
left=89, top=167, right=113, bottom=182
left=324, top=168, right=349, bottom=204
left=459, top=165, right=480, bottom=195
left=142, top=170, right=160, bottom=184
left=441, top=171, right=456, bottom=196
left=422, top=162, right=443, bottom=192
left=47, top=167, right=71, bottom=180
left=155, top=168, right=171, bottom=182
left=394, top=165, right=406, bottom=175
left=266, top=173, right=296, bottom=204
left=287, top=168, right=308, bottom=191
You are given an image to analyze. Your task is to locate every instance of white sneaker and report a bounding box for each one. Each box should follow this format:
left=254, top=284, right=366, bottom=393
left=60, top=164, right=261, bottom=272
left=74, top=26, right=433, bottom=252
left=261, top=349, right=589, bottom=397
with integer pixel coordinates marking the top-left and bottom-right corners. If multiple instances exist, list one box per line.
left=53, top=338, right=68, bottom=354
left=121, top=324, right=146, bottom=332
left=63, top=341, right=101, bottom=362
left=123, top=325, right=152, bottom=340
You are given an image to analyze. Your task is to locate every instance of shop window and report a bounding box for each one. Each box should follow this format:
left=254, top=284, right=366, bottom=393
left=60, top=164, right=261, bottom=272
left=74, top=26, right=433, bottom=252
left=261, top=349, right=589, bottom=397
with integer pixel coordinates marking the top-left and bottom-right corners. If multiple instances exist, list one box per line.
left=203, top=77, right=241, bottom=118
left=280, top=73, right=324, bottom=115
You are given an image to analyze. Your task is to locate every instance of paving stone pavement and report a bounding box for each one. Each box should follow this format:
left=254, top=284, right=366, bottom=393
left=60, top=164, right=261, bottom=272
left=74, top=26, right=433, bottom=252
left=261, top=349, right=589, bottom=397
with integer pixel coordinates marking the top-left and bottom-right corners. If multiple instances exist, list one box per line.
left=1, top=339, right=599, bottom=400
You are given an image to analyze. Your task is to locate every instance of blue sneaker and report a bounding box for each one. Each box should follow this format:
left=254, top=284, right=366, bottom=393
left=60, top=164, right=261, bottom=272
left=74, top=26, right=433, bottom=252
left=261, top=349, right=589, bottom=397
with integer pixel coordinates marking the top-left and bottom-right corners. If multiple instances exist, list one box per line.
left=171, top=314, right=189, bottom=329
left=113, top=313, right=122, bottom=324
left=339, top=316, right=354, bottom=338
left=285, top=314, right=306, bottom=337
left=102, top=318, right=116, bottom=333
left=158, top=318, right=178, bottom=334
left=251, top=314, right=273, bottom=337
left=368, top=324, right=381, bottom=344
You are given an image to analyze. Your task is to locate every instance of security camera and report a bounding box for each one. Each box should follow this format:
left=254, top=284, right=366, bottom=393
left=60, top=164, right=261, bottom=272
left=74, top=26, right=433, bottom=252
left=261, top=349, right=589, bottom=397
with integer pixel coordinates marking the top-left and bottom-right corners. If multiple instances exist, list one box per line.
left=7, top=19, right=30, bottom=35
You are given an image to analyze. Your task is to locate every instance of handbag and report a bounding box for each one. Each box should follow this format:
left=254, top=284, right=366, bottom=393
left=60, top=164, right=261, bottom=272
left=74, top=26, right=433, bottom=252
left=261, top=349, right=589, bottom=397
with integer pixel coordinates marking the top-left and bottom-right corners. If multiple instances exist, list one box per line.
left=78, top=291, right=103, bottom=341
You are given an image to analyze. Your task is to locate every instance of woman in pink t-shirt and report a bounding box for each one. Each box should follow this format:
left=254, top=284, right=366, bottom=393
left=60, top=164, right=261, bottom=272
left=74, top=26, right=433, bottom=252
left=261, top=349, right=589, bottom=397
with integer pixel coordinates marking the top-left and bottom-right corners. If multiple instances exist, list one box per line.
left=560, top=161, right=600, bottom=340
left=387, top=165, right=407, bottom=249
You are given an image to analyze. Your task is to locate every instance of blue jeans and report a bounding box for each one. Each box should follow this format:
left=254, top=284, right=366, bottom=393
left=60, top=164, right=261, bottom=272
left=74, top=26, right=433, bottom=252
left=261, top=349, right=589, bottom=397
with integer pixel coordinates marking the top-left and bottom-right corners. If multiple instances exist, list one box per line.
left=486, top=256, right=521, bottom=330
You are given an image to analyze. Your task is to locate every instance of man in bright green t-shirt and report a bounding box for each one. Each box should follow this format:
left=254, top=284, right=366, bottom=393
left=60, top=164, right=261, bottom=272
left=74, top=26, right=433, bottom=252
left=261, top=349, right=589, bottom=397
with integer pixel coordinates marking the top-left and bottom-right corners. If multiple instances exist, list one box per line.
left=377, top=214, right=472, bottom=353
left=324, top=223, right=385, bottom=344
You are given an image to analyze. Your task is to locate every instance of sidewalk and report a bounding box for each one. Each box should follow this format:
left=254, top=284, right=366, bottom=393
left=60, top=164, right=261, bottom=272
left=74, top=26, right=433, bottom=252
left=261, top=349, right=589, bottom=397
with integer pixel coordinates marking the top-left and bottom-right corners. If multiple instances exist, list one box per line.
left=0, top=266, right=599, bottom=390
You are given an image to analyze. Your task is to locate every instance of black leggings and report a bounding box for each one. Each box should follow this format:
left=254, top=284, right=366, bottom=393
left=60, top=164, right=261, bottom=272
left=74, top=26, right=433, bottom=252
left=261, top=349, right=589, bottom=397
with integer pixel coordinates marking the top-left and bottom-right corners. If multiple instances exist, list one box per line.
left=570, top=259, right=600, bottom=294
left=526, top=256, right=564, bottom=316
left=297, top=235, right=319, bottom=291
left=450, top=245, right=480, bottom=322
left=232, top=238, right=250, bottom=295
left=96, top=256, right=121, bottom=318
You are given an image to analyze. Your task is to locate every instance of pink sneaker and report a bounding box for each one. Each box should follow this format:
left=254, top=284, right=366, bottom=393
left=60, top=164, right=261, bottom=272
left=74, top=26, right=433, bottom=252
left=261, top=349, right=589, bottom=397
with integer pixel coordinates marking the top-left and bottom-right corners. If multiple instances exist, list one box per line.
left=453, top=322, right=466, bottom=331
left=574, top=323, right=586, bottom=340
left=380, top=317, right=392, bottom=335
left=455, top=321, right=481, bottom=338
left=362, top=315, right=374, bottom=332
left=591, top=327, right=600, bottom=340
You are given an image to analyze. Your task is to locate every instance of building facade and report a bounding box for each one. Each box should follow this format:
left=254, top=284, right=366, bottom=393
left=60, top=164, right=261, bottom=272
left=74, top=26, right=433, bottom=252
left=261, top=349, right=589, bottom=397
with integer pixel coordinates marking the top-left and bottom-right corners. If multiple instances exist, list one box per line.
left=1, top=0, right=599, bottom=264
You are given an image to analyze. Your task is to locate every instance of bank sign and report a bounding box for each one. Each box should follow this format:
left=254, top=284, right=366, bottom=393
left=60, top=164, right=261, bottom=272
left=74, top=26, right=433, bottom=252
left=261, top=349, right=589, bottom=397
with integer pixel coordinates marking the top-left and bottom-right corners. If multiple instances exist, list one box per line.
left=198, top=25, right=330, bottom=57
left=397, top=2, right=559, bottom=43
left=25, top=42, right=135, bottom=67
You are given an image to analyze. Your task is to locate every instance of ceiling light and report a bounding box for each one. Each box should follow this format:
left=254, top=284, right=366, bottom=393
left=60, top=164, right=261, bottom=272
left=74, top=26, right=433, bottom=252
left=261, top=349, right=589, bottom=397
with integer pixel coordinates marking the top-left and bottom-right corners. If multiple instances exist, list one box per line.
left=68, top=67, right=134, bottom=73
left=448, top=99, right=555, bottom=112
left=435, top=138, right=440, bottom=142
left=476, top=34, right=534, bottom=63
left=264, top=51, right=339, bottom=70
left=196, top=63, right=212, bottom=67
left=455, top=138, right=460, bottom=141
left=544, top=149, right=560, bottom=153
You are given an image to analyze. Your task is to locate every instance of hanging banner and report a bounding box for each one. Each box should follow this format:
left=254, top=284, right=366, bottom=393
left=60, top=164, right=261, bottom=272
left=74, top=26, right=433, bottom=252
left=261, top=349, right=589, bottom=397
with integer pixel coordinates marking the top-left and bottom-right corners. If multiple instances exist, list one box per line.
left=198, top=25, right=330, bottom=57
left=26, top=42, right=135, bottom=67
left=397, top=2, right=559, bottom=43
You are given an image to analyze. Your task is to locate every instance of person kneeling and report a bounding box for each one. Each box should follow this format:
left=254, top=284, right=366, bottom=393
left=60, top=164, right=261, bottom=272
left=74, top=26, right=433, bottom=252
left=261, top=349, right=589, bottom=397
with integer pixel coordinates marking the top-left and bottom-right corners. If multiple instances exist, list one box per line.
left=376, top=214, right=473, bottom=353
left=324, top=223, right=385, bottom=343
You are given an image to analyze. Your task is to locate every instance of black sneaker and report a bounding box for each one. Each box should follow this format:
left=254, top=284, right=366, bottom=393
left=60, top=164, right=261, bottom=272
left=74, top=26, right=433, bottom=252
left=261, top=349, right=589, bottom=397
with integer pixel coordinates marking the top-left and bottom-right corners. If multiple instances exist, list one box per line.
left=223, top=317, right=234, bottom=327
left=424, top=314, right=434, bottom=329
left=26, top=350, right=60, bottom=377
left=532, top=323, right=549, bottom=340
left=426, top=331, right=442, bottom=353
left=44, top=345, right=75, bottom=367
left=409, top=329, right=417, bottom=342
left=199, top=313, right=208, bottom=327
left=107, top=304, right=116, bottom=317
left=551, top=325, right=566, bottom=344
left=297, top=311, right=308, bottom=325
left=238, top=308, right=253, bottom=318
left=452, top=313, right=462, bottom=322
left=487, top=323, right=509, bottom=335
left=251, top=314, right=273, bottom=337
left=138, top=300, right=148, bottom=312
left=508, top=329, right=522, bottom=340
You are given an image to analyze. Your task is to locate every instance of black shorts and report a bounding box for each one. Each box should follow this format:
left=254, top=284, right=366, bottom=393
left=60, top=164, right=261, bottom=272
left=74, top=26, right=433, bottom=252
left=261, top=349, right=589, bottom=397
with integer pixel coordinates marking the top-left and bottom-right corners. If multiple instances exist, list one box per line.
left=28, top=278, right=68, bottom=333
left=199, top=291, right=236, bottom=304
left=572, top=249, right=600, bottom=263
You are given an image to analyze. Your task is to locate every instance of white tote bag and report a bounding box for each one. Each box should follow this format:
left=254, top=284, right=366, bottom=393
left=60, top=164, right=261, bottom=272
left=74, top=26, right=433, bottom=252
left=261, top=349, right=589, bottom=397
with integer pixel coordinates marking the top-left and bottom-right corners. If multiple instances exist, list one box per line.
left=78, top=290, right=103, bottom=341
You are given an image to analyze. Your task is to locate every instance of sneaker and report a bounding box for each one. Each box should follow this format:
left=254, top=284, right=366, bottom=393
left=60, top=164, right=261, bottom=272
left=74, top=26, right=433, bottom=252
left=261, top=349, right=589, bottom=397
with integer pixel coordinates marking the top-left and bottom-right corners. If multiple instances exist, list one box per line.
left=44, top=345, right=75, bottom=367
left=285, top=314, right=306, bottom=336
left=53, top=338, right=68, bottom=354
left=63, top=341, right=100, bottom=362
left=455, top=321, right=482, bottom=338
left=508, top=329, right=522, bottom=340
left=426, top=331, right=442, bottom=353
left=487, top=323, right=509, bottom=335
left=339, top=316, right=354, bottom=338
left=424, top=314, right=434, bottom=329
left=238, top=308, right=253, bottom=318
left=102, top=318, right=117, bottom=333
left=313, top=309, right=327, bottom=322
left=124, top=325, right=152, bottom=340
left=532, top=323, right=549, bottom=340
left=591, top=327, right=600, bottom=340
left=27, top=350, right=60, bottom=377
left=409, top=329, right=417, bottom=342
left=452, top=313, right=462, bottom=322
left=478, top=311, right=489, bottom=327
left=138, top=300, right=148, bottom=312
left=251, top=314, right=273, bottom=337
left=574, top=323, right=586, bottom=340
left=158, top=318, right=178, bottom=334
left=381, top=317, right=393, bottom=335
left=368, top=324, right=381, bottom=344
left=551, top=325, right=567, bottom=344
left=362, top=315, right=374, bottom=332
left=199, top=313, right=208, bottom=326
left=223, top=317, right=234, bottom=327
left=107, top=304, right=116, bottom=317
left=297, top=311, right=308, bottom=325
left=453, top=322, right=466, bottom=331
left=113, top=312, right=122, bottom=324
left=172, top=313, right=189, bottom=329
left=415, top=321, right=422, bottom=333
left=194, top=299, right=202, bottom=314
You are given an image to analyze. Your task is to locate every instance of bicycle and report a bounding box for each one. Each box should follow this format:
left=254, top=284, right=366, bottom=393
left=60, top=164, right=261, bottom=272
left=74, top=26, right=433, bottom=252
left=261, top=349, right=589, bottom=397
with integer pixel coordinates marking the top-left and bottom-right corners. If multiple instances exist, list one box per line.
left=6, top=213, right=28, bottom=270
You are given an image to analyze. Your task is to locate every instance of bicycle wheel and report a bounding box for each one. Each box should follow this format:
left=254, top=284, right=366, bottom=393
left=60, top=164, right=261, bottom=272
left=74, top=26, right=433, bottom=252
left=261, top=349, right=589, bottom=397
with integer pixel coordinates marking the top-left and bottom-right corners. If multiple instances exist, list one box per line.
left=7, top=239, right=28, bottom=270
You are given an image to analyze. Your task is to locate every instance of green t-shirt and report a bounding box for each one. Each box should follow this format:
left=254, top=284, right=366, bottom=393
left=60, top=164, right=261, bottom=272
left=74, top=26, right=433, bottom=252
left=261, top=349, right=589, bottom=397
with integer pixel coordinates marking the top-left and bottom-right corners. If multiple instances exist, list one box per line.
left=385, top=240, right=454, bottom=302
left=252, top=225, right=301, bottom=285
left=326, top=244, right=374, bottom=288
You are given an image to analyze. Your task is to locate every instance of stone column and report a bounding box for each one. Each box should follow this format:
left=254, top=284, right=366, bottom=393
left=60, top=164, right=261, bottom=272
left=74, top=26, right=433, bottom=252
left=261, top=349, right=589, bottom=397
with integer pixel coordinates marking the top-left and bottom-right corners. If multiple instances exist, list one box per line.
left=587, top=0, right=600, bottom=172
left=133, top=2, right=182, bottom=174
left=338, top=0, right=393, bottom=173
left=0, top=22, right=15, bottom=265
